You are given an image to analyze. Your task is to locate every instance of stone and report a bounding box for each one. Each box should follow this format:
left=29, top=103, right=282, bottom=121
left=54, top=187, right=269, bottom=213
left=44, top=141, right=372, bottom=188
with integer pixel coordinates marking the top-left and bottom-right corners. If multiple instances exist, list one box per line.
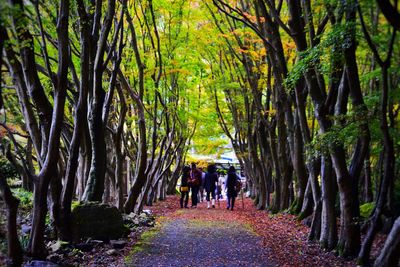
left=48, top=240, right=69, bottom=253
left=22, top=224, right=31, bottom=234
left=89, top=239, right=104, bottom=246
left=110, top=240, right=127, bottom=249
left=24, top=260, right=60, bottom=267
left=106, top=249, right=118, bottom=256
left=71, top=202, right=126, bottom=241
left=142, top=209, right=152, bottom=215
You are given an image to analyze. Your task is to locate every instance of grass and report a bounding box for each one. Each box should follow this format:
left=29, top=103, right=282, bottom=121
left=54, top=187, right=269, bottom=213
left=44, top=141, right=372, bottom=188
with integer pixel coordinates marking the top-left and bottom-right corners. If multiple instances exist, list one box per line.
left=124, top=224, right=161, bottom=264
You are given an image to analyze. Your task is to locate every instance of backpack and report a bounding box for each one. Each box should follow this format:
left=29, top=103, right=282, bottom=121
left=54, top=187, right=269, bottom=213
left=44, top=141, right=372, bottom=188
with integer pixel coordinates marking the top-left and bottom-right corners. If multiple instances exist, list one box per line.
left=190, top=169, right=201, bottom=186
left=235, top=179, right=242, bottom=192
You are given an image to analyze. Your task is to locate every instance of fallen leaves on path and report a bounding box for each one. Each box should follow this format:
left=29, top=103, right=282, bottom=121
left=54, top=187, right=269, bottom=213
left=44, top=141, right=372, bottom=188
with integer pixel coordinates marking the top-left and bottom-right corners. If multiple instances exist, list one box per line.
left=148, top=195, right=355, bottom=267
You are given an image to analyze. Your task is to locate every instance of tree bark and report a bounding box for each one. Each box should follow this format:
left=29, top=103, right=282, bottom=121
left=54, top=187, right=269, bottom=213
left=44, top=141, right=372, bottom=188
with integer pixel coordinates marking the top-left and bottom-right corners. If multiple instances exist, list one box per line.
left=83, top=0, right=116, bottom=202
left=0, top=171, right=23, bottom=266
left=319, top=155, right=337, bottom=249
left=373, top=216, right=400, bottom=267
left=27, top=0, right=70, bottom=257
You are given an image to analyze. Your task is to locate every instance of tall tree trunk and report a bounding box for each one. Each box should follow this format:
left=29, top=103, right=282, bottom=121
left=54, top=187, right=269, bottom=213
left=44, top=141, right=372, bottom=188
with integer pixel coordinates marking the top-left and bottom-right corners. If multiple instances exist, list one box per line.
left=28, top=0, right=70, bottom=257
left=59, top=0, right=90, bottom=240
left=83, top=0, right=116, bottom=202
left=122, top=13, right=148, bottom=213
left=292, top=110, right=308, bottom=213
left=319, top=155, right=337, bottom=249
left=357, top=66, right=395, bottom=264
left=0, top=171, right=23, bottom=266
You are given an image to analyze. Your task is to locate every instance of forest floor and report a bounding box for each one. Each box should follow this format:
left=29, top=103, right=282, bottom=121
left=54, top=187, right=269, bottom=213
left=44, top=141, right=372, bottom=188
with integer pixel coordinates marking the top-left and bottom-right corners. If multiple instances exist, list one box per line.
left=127, top=217, right=271, bottom=266
left=120, top=195, right=364, bottom=267
left=0, top=195, right=386, bottom=266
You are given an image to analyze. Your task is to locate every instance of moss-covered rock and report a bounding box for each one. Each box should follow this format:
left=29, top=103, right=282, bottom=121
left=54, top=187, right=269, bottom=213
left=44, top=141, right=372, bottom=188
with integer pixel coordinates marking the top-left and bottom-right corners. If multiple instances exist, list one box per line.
left=360, top=202, right=375, bottom=219
left=71, top=202, right=126, bottom=241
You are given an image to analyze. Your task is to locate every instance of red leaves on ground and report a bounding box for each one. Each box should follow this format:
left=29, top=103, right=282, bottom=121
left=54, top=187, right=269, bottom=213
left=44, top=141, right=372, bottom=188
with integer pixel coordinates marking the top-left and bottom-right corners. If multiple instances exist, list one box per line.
left=148, top=196, right=356, bottom=267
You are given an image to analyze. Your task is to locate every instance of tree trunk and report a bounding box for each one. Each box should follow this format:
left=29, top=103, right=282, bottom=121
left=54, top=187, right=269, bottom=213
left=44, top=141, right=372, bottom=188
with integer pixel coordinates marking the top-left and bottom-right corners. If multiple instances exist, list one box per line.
left=83, top=0, right=116, bottom=202
left=357, top=66, right=395, bottom=264
left=319, top=155, right=337, bottom=249
left=28, top=0, right=70, bottom=257
left=292, top=111, right=308, bottom=213
left=59, top=0, right=90, bottom=240
left=298, top=179, right=314, bottom=220
left=373, top=216, right=400, bottom=267
left=0, top=171, right=23, bottom=266
left=121, top=14, right=148, bottom=213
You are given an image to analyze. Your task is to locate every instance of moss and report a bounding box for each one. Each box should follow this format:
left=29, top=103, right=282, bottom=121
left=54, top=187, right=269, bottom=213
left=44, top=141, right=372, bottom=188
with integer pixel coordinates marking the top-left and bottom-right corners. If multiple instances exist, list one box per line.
left=242, top=222, right=257, bottom=234
left=360, top=202, right=375, bottom=219
left=297, top=211, right=306, bottom=221
left=71, top=202, right=126, bottom=241
left=288, top=198, right=298, bottom=214
left=336, top=241, right=345, bottom=257
left=71, top=201, right=81, bottom=211
left=125, top=227, right=160, bottom=264
left=11, top=188, right=33, bottom=210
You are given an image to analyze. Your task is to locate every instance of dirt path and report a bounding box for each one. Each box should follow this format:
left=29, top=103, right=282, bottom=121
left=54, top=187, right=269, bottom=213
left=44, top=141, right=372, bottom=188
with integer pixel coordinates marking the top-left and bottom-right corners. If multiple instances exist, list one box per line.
left=127, top=208, right=274, bottom=267
left=122, top=196, right=357, bottom=267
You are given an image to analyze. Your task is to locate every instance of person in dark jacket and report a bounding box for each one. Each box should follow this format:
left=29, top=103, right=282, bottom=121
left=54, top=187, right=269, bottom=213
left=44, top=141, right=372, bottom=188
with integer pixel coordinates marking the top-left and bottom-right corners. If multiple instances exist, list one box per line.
left=226, top=166, right=240, bottom=210
left=179, top=165, right=191, bottom=208
left=204, top=164, right=218, bottom=209
left=189, top=163, right=202, bottom=208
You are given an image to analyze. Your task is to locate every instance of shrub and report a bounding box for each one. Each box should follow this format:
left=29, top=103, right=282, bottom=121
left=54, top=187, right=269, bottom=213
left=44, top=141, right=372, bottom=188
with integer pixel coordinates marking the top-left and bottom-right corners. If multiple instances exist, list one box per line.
left=0, top=156, right=18, bottom=179
left=11, top=188, right=33, bottom=210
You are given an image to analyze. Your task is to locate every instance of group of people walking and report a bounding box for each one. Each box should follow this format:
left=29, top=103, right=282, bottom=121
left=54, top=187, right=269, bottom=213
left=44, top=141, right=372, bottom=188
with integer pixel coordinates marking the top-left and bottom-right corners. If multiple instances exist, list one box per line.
left=179, top=163, right=242, bottom=210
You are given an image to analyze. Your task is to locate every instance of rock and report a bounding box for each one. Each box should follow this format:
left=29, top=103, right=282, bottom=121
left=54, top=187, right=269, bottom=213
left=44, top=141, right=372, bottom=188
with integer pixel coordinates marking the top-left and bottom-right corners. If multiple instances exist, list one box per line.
left=22, top=224, right=31, bottom=234
left=106, top=249, right=118, bottom=256
left=142, top=209, right=152, bottom=215
left=110, top=240, right=127, bottom=249
left=24, top=260, right=60, bottom=267
left=71, top=202, right=126, bottom=241
left=89, top=239, right=104, bottom=246
left=126, top=212, right=137, bottom=219
left=48, top=240, right=69, bottom=253
left=139, top=212, right=155, bottom=226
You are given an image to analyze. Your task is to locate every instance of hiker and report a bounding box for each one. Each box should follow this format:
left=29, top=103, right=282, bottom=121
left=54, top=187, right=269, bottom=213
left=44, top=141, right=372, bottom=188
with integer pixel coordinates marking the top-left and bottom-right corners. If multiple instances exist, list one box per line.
left=218, top=172, right=225, bottom=199
left=226, top=166, right=241, bottom=210
left=189, top=163, right=202, bottom=208
left=204, top=164, right=218, bottom=209
left=179, top=165, right=191, bottom=208
left=198, top=167, right=206, bottom=202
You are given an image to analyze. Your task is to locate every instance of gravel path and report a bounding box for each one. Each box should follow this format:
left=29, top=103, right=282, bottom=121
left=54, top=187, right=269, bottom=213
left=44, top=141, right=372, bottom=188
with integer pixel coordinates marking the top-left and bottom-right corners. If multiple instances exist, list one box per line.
left=128, top=216, right=274, bottom=267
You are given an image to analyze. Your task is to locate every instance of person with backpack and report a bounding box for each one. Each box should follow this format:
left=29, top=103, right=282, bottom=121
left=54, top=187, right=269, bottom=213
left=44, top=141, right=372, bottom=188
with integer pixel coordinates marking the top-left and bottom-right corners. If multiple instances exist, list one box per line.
left=225, top=166, right=241, bottom=210
left=189, top=163, right=202, bottom=208
left=179, top=165, right=191, bottom=208
left=204, top=164, right=218, bottom=209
